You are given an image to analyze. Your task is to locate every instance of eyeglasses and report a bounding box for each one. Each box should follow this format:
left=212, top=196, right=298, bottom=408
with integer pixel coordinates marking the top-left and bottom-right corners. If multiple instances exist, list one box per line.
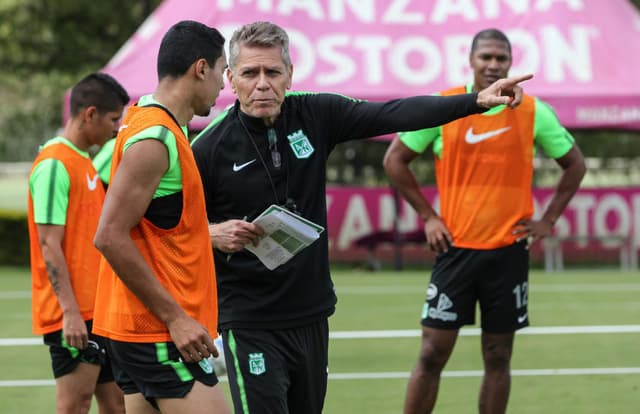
left=267, top=128, right=282, bottom=169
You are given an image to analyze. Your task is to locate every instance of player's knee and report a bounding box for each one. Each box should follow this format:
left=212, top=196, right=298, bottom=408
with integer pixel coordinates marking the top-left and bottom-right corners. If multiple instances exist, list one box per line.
left=417, top=341, right=450, bottom=372
left=57, top=390, right=93, bottom=413
left=482, top=344, right=512, bottom=371
left=96, top=397, right=125, bottom=414
left=94, top=381, right=125, bottom=413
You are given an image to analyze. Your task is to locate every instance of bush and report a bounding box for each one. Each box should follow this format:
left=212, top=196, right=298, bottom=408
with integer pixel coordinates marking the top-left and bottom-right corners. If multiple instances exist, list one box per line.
left=0, top=210, right=29, bottom=266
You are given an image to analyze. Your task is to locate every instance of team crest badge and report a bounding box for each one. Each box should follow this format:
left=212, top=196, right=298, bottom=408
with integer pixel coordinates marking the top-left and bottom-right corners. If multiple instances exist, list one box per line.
left=287, top=129, right=314, bottom=159
left=248, top=353, right=266, bottom=375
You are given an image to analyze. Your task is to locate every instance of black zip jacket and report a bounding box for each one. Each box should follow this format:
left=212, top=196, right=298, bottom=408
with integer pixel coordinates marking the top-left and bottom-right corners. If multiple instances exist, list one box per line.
left=192, top=91, right=484, bottom=329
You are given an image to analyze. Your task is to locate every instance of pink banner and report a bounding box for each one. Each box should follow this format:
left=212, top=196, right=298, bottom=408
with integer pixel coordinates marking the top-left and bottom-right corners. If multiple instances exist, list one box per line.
left=89, top=0, right=640, bottom=130
left=327, top=186, right=640, bottom=263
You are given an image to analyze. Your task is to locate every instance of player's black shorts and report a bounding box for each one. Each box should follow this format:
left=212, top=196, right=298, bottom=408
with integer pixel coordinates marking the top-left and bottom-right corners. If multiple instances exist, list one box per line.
left=222, top=319, right=329, bottom=414
left=421, top=240, right=530, bottom=333
left=43, top=319, right=114, bottom=383
left=105, top=339, right=219, bottom=409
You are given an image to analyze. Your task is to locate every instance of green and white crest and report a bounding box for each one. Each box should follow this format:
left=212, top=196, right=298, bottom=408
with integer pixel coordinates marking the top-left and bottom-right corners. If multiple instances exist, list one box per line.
left=248, top=352, right=266, bottom=375
left=287, top=129, right=314, bottom=159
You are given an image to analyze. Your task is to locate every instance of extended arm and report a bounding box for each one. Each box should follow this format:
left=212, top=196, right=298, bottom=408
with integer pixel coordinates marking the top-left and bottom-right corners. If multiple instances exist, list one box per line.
left=37, top=224, right=88, bottom=349
left=94, top=139, right=216, bottom=362
left=330, top=74, right=532, bottom=141
left=383, top=138, right=452, bottom=253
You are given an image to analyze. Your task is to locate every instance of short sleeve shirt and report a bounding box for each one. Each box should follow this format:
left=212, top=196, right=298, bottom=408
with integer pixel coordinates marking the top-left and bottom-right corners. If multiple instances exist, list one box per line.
left=30, top=137, right=89, bottom=225
left=120, top=95, right=188, bottom=198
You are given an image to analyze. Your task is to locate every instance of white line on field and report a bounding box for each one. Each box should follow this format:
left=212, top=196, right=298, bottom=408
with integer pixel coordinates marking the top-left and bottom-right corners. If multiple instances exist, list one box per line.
left=3, top=325, right=640, bottom=346
left=3, top=367, right=640, bottom=387
left=329, top=325, right=640, bottom=339
left=531, top=284, right=640, bottom=292
left=329, top=367, right=640, bottom=380
left=0, top=291, right=31, bottom=299
left=0, top=380, right=54, bottom=387
left=0, top=338, right=41, bottom=346
left=336, top=284, right=640, bottom=294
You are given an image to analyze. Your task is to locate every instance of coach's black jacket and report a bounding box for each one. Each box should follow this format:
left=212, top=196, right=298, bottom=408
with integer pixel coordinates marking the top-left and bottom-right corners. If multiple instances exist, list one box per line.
left=192, top=91, right=484, bottom=330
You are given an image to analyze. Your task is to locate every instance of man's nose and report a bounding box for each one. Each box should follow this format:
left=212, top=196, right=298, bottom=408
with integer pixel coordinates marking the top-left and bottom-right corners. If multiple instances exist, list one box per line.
left=256, top=72, right=270, bottom=89
left=487, top=58, right=501, bottom=69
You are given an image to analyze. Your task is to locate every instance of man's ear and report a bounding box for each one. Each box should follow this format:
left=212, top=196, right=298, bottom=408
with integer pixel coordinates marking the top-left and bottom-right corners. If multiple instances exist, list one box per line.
left=195, top=58, right=208, bottom=79
left=83, top=106, right=98, bottom=123
left=227, top=68, right=236, bottom=93
left=287, top=64, right=294, bottom=89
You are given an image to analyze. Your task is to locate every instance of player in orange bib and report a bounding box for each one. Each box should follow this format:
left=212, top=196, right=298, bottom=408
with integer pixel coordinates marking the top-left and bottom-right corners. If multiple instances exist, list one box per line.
left=28, top=73, right=128, bottom=413
left=384, top=29, right=587, bottom=414
left=92, top=21, right=231, bottom=414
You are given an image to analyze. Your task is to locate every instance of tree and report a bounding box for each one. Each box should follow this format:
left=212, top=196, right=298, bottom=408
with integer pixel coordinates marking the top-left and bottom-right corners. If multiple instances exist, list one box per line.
left=0, top=0, right=160, bottom=75
left=0, top=0, right=161, bottom=161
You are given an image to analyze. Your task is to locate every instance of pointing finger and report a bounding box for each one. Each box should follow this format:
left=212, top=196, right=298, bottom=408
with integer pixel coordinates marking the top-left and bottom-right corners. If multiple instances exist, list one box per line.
left=505, top=73, right=534, bottom=86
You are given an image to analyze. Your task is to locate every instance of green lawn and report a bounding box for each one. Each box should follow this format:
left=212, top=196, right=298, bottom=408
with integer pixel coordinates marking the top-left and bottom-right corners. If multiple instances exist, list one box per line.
left=1, top=268, right=639, bottom=413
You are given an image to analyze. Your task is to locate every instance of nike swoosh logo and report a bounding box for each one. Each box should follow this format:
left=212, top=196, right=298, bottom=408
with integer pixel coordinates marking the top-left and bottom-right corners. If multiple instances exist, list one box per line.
left=86, top=173, right=99, bottom=191
left=464, top=126, right=511, bottom=144
left=232, top=159, right=257, bottom=172
left=517, top=313, right=528, bottom=323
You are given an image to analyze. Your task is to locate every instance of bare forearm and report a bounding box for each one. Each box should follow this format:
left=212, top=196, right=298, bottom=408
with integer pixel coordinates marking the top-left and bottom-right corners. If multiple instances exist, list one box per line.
left=384, top=151, right=437, bottom=221
left=541, top=164, right=586, bottom=225
left=41, top=244, right=80, bottom=315
left=393, top=173, right=437, bottom=221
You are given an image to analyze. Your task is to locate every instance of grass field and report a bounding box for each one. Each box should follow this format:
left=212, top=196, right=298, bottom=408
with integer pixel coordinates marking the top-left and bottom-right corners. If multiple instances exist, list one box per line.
left=1, top=267, right=639, bottom=413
